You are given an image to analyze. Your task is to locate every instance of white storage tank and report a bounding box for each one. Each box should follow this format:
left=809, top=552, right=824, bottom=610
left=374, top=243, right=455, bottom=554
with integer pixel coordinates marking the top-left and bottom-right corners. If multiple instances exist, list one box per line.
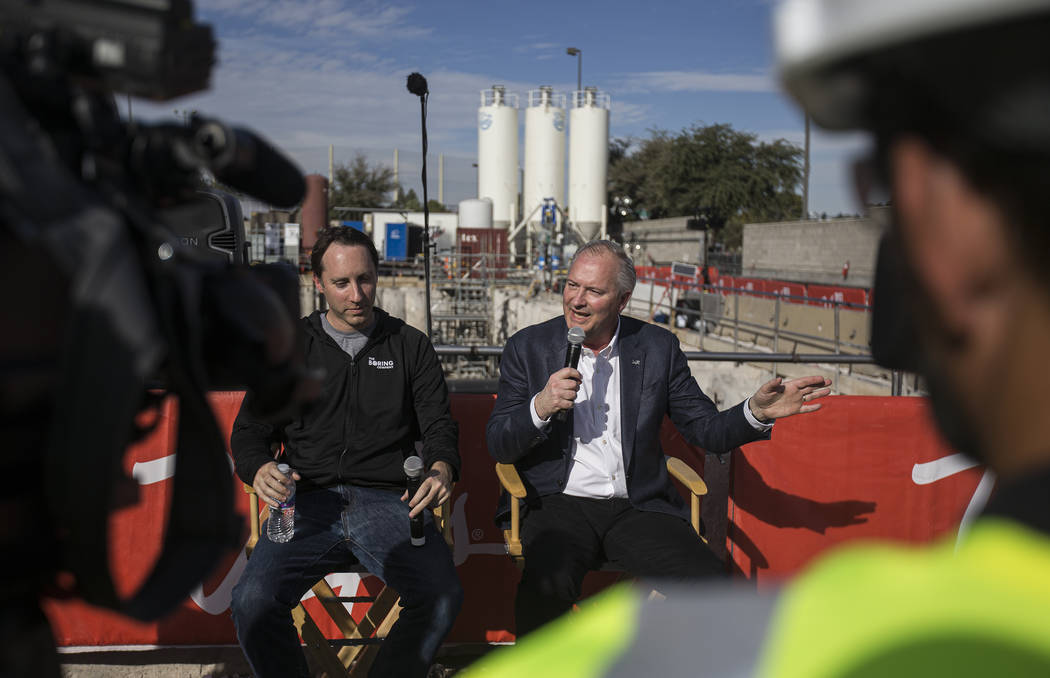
left=477, top=86, right=519, bottom=229
left=523, top=87, right=566, bottom=227
left=458, top=198, right=493, bottom=230
left=568, top=87, right=610, bottom=241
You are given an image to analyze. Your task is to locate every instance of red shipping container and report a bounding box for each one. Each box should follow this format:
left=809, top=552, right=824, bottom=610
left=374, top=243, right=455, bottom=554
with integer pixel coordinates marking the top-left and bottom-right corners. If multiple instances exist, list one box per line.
left=457, top=228, right=509, bottom=279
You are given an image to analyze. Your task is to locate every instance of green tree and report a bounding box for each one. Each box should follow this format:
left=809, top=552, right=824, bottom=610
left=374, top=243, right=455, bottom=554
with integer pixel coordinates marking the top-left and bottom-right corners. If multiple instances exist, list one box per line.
left=608, top=123, right=803, bottom=250
left=329, top=154, right=396, bottom=218
left=391, top=189, right=446, bottom=213
left=395, top=187, right=423, bottom=211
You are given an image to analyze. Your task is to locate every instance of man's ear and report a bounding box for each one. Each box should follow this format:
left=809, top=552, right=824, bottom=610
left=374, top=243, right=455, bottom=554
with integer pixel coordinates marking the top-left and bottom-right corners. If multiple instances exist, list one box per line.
left=890, top=137, right=1011, bottom=340
left=618, top=291, right=632, bottom=313
left=313, top=274, right=323, bottom=294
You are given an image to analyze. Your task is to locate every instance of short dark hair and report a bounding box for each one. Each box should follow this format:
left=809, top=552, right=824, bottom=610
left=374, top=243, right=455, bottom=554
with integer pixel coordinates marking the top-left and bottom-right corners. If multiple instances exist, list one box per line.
left=311, top=226, right=379, bottom=277
left=570, top=240, right=637, bottom=297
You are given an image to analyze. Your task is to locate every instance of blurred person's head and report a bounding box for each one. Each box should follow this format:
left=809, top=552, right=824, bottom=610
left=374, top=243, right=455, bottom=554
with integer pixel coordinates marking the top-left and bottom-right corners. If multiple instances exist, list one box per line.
left=776, top=0, right=1050, bottom=476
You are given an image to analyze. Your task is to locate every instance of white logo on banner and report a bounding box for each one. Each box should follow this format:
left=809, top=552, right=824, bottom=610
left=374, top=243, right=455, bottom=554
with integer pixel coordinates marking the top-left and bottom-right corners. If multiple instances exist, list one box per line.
left=912, top=453, right=996, bottom=551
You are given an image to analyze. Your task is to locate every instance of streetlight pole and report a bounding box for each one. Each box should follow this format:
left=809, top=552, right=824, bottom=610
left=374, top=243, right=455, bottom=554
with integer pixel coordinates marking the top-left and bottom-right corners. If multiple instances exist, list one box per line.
left=566, top=47, right=582, bottom=95
left=802, top=113, right=811, bottom=220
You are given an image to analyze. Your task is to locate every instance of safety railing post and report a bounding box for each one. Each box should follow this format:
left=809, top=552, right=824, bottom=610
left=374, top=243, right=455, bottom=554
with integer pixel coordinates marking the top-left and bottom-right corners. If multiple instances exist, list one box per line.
left=697, top=285, right=705, bottom=351
left=669, top=277, right=677, bottom=329
left=834, top=300, right=841, bottom=354
left=733, top=290, right=740, bottom=347
left=773, top=293, right=781, bottom=353
left=648, top=278, right=655, bottom=319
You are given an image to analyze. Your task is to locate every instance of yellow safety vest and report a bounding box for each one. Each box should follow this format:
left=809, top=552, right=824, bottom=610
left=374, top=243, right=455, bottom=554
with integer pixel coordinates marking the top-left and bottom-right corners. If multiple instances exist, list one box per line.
left=463, top=519, right=1050, bottom=677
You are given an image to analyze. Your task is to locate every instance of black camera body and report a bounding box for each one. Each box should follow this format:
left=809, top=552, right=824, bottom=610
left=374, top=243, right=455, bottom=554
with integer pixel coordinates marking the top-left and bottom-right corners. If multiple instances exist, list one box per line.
left=0, top=0, right=310, bottom=631
left=0, top=0, right=215, bottom=100
left=161, top=188, right=250, bottom=264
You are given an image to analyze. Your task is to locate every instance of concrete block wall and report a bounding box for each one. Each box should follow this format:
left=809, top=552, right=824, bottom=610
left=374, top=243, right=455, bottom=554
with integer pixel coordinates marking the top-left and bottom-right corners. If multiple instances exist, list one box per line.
left=621, top=216, right=706, bottom=266
left=718, top=295, right=870, bottom=355
left=741, top=208, right=888, bottom=287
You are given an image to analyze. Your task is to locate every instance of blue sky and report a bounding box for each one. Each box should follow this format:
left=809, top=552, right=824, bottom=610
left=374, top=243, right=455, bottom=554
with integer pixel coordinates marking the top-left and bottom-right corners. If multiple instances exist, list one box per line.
left=133, top=0, right=868, bottom=216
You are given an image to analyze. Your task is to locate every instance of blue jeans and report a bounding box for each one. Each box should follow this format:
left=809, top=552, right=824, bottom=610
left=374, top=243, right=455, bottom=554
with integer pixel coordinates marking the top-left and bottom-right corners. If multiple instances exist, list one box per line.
left=231, top=485, right=463, bottom=678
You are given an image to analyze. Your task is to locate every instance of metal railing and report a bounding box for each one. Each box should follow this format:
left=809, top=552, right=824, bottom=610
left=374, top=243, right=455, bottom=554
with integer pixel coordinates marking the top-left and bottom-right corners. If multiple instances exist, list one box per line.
left=633, top=275, right=872, bottom=356
left=434, top=345, right=872, bottom=364
left=433, top=345, right=909, bottom=395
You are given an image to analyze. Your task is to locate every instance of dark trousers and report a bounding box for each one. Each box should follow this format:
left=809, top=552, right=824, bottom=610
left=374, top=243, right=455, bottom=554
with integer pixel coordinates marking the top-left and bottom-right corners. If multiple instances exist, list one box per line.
left=515, top=493, right=725, bottom=636
left=231, top=485, right=463, bottom=678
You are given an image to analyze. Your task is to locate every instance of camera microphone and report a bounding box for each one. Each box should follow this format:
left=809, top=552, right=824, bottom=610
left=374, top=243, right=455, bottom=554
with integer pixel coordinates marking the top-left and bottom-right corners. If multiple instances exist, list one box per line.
left=556, top=326, right=586, bottom=423
left=403, top=455, right=426, bottom=547
left=193, top=120, right=305, bottom=208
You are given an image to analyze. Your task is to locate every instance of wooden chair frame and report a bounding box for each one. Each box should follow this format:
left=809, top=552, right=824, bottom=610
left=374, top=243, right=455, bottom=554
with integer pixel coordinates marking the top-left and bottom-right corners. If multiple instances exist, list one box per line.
left=495, top=457, right=708, bottom=568
left=244, top=483, right=453, bottom=678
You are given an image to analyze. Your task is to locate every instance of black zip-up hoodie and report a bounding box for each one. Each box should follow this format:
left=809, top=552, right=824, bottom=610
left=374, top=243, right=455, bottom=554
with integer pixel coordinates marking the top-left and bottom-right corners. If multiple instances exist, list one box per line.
left=232, top=308, right=459, bottom=493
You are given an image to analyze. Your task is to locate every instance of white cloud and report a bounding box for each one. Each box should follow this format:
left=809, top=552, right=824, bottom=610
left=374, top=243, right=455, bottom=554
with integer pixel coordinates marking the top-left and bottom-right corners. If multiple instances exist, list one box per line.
left=619, top=70, right=776, bottom=94
left=756, top=127, right=871, bottom=155
left=610, top=101, right=652, bottom=129
left=122, top=8, right=858, bottom=215
left=204, top=0, right=428, bottom=39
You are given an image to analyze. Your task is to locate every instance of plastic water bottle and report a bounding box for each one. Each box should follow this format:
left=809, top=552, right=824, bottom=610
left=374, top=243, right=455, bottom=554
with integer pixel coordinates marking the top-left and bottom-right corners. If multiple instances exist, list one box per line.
left=266, top=463, right=296, bottom=543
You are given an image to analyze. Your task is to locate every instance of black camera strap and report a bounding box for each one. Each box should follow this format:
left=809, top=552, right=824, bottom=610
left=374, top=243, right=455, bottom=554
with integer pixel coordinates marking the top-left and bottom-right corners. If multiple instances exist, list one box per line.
left=0, top=76, right=240, bottom=620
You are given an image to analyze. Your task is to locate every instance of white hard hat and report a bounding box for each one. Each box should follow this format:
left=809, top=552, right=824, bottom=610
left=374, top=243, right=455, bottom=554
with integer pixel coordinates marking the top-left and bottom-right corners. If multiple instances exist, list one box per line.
left=774, top=0, right=1050, bottom=129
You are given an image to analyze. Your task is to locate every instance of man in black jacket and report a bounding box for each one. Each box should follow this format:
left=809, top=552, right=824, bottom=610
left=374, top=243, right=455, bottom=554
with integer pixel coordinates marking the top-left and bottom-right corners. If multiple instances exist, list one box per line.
left=231, top=226, right=462, bottom=678
left=487, top=240, right=831, bottom=636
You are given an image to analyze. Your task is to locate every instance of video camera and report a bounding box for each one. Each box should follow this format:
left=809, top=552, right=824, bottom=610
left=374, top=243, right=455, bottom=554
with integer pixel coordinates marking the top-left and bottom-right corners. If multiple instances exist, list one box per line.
left=0, top=0, right=312, bottom=624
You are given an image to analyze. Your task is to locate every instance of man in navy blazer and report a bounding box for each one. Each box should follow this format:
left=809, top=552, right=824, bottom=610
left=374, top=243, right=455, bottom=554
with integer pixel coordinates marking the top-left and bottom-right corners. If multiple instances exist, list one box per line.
left=487, top=240, right=831, bottom=635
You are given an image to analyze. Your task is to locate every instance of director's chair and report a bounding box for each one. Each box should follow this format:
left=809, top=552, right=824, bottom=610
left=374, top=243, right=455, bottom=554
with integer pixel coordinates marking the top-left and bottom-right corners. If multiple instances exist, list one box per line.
left=243, top=483, right=453, bottom=678
left=495, top=456, right=708, bottom=568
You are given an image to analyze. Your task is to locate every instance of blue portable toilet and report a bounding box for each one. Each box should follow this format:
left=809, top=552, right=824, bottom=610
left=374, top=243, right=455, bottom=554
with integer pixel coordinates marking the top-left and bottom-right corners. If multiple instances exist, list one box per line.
left=385, top=222, right=408, bottom=261
left=341, top=220, right=365, bottom=231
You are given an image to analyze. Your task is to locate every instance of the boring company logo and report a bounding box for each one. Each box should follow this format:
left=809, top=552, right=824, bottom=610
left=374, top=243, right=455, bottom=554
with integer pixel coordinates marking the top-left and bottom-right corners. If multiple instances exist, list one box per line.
left=368, top=357, right=394, bottom=370
left=479, top=112, right=492, bottom=131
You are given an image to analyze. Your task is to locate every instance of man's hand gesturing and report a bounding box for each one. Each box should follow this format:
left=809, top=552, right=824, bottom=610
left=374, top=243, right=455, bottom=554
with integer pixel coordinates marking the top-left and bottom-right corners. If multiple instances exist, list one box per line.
left=533, top=367, right=582, bottom=421
left=749, top=375, right=832, bottom=422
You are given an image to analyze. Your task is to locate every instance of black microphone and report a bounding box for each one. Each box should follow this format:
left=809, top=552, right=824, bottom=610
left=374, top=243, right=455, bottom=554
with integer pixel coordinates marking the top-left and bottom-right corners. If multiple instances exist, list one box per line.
left=406, top=72, right=429, bottom=96
left=556, top=326, right=586, bottom=423
left=193, top=119, right=306, bottom=208
left=403, top=455, right=425, bottom=546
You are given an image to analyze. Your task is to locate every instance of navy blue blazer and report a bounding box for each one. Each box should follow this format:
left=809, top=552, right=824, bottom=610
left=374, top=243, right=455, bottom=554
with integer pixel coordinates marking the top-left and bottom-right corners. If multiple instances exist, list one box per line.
left=486, top=315, right=770, bottom=525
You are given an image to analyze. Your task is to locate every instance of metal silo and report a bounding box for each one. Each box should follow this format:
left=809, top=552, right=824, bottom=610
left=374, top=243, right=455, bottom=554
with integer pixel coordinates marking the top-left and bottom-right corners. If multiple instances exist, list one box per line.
left=458, top=198, right=493, bottom=230
left=477, top=86, right=519, bottom=229
left=523, top=86, right=566, bottom=228
left=568, top=87, right=610, bottom=241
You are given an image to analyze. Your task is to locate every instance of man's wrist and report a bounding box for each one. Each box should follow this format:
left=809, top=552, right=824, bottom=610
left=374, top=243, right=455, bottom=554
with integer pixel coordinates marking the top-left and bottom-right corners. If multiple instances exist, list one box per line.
left=748, top=397, right=772, bottom=424
left=530, top=393, right=552, bottom=428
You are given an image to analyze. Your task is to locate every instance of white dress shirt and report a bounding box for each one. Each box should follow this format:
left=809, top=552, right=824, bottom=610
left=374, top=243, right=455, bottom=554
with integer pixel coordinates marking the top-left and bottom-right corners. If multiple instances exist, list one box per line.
left=530, top=322, right=772, bottom=500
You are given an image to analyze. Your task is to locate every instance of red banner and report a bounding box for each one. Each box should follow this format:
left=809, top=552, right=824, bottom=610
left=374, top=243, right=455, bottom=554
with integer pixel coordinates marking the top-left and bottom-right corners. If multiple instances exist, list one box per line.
left=728, top=396, right=983, bottom=584
left=805, top=284, right=869, bottom=308
left=45, top=394, right=980, bottom=646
